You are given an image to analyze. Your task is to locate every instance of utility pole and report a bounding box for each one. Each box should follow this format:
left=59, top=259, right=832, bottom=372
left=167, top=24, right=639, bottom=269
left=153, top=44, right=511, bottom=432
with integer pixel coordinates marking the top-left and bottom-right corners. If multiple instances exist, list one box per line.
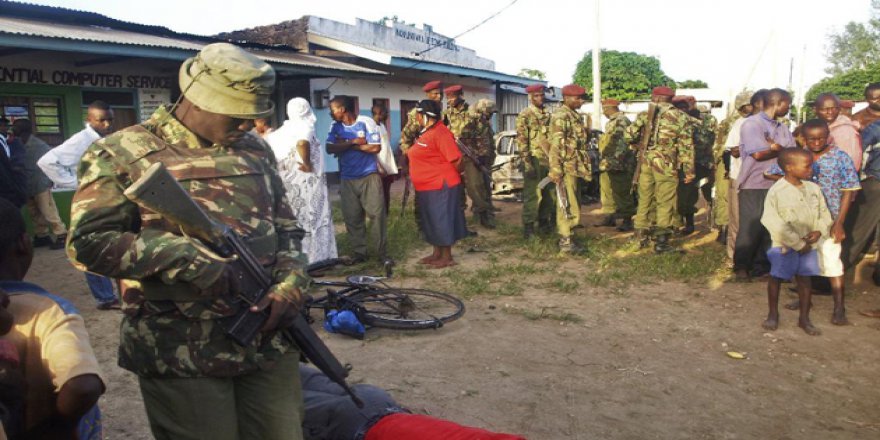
left=592, top=0, right=601, bottom=129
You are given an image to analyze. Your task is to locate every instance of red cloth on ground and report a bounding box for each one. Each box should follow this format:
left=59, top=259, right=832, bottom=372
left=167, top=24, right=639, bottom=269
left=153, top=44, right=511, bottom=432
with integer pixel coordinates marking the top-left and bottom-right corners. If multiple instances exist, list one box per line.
left=406, top=122, right=461, bottom=191
left=365, top=413, right=527, bottom=440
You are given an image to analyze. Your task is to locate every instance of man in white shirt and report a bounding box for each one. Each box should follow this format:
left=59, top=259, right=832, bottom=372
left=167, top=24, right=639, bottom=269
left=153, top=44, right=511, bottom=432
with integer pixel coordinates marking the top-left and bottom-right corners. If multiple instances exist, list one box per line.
left=371, top=104, right=399, bottom=214
left=36, top=101, right=118, bottom=310
left=37, top=101, right=113, bottom=190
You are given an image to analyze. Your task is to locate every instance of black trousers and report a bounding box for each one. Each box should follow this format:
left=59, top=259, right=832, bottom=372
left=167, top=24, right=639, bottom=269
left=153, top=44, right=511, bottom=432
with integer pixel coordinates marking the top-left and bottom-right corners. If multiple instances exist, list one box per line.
left=733, top=188, right=771, bottom=272
left=842, top=178, right=880, bottom=269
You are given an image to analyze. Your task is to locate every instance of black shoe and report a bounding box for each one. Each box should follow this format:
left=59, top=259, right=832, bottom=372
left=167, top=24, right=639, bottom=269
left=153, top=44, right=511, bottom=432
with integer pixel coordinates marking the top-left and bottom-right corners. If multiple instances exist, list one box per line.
left=873, top=267, right=880, bottom=287
left=49, top=234, right=67, bottom=250
left=715, top=226, right=728, bottom=244
left=678, top=215, right=695, bottom=236
left=33, top=235, right=53, bottom=248
left=616, top=218, right=634, bottom=232
left=96, top=299, right=120, bottom=310
left=654, top=234, right=680, bottom=254
left=479, top=212, right=496, bottom=229
left=593, top=214, right=616, bottom=227
left=634, top=230, right=652, bottom=249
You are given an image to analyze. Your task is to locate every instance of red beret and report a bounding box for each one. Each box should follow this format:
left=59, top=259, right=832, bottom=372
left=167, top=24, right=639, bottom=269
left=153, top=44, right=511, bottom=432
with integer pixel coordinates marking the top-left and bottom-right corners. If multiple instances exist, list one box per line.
left=525, top=84, right=545, bottom=94
left=444, top=85, right=463, bottom=95
left=652, top=86, right=675, bottom=97
left=422, top=80, right=442, bottom=92
left=840, top=100, right=855, bottom=108
left=601, top=98, right=620, bottom=106
left=561, top=84, right=586, bottom=96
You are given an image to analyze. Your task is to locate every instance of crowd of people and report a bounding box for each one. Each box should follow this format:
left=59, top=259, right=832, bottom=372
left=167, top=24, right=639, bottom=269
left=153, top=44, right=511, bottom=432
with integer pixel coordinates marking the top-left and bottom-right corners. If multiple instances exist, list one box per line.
left=2, top=37, right=880, bottom=437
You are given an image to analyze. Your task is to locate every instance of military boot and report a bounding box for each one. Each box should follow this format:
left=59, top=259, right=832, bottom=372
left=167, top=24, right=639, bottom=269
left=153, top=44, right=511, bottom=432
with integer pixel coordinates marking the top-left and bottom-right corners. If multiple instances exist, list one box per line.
left=616, top=217, right=634, bottom=232
left=678, top=214, right=695, bottom=236
left=715, top=226, right=728, bottom=245
left=523, top=224, right=535, bottom=239
left=654, top=233, right=680, bottom=254
left=480, top=212, right=496, bottom=229
left=593, top=214, right=616, bottom=227
left=558, top=236, right=586, bottom=255
left=634, top=229, right=652, bottom=249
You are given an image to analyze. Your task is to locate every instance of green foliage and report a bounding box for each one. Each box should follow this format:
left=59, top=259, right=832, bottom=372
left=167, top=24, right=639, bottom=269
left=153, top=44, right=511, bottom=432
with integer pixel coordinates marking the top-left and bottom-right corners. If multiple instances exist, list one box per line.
left=572, top=50, right=675, bottom=100
left=676, top=79, right=709, bottom=89
left=825, top=3, right=880, bottom=75
left=805, top=63, right=880, bottom=105
left=517, top=68, right=546, bottom=80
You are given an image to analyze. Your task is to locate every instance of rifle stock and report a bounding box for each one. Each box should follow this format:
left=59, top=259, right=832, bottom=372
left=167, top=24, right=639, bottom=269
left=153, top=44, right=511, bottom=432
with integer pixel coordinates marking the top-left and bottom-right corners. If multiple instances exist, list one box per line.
left=124, top=162, right=363, bottom=407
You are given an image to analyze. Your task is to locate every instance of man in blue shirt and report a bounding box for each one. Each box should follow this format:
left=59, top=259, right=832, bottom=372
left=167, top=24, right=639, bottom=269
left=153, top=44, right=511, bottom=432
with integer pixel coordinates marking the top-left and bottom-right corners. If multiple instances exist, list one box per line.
left=326, top=96, right=387, bottom=263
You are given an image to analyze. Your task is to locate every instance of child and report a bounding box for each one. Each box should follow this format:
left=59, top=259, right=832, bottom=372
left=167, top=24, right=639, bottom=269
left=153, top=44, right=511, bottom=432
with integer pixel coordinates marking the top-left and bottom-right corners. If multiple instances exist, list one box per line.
left=761, top=148, right=833, bottom=335
left=765, top=119, right=859, bottom=326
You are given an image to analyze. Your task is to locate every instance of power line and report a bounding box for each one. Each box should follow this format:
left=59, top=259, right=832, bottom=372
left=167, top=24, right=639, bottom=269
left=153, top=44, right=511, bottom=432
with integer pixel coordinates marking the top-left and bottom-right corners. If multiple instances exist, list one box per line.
left=395, top=0, right=520, bottom=73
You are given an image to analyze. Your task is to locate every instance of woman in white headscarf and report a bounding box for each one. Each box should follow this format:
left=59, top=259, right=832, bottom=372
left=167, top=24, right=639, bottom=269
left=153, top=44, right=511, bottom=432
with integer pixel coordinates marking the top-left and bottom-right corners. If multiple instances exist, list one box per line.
left=267, top=97, right=337, bottom=263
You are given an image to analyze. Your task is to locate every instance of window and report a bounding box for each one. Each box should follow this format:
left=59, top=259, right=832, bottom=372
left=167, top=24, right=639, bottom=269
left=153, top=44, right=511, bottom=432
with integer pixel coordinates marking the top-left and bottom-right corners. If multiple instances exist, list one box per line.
left=0, top=95, right=65, bottom=145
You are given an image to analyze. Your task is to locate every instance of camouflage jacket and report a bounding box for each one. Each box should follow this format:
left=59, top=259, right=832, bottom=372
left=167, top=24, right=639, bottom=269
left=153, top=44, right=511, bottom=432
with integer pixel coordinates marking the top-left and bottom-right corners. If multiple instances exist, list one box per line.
left=713, top=112, right=741, bottom=162
left=474, top=114, right=495, bottom=158
left=443, top=102, right=483, bottom=154
left=67, top=106, right=309, bottom=378
left=694, top=113, right=717, bottom=169
left=548, top=105, right=591, bottom=180
left=598, top=112, right=634, bottom=173
left=625, top=103, right=695, bottom=179
left=515, top=104, right=552, bottom=165
left=399, top=107, right=420, bottom=153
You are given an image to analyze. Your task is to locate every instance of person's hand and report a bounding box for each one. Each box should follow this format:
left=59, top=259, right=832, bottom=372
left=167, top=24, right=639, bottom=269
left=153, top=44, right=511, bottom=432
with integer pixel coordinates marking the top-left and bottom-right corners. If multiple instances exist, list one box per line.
left=683, top=174, right=695, bottom=184
left=804, top=230, right=821, bottom=244
left=798, top=243, right=813, bottom=254
left=352, top=137, right=367, bottom=145
left=250, top=284, right=303, bottom=332
left=831, top=222, right=846, bottom=243
left=730, top=146, right=740, bottom=158
left=765, top=135, right=781, bottom=152
left=199, top=264, right=242, bottom=297
left=298, top=162, right=313, bottom=173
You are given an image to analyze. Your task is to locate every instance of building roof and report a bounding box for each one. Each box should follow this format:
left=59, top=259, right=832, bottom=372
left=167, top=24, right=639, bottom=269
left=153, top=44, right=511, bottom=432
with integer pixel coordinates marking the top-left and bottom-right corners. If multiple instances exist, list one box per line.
left=0, top=1, right=385, bottom=77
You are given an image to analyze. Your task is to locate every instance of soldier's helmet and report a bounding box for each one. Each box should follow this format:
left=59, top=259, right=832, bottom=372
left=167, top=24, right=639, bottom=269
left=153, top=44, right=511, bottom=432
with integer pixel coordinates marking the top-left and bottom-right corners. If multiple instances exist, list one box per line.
left=475, top=98, right=497, bottom=115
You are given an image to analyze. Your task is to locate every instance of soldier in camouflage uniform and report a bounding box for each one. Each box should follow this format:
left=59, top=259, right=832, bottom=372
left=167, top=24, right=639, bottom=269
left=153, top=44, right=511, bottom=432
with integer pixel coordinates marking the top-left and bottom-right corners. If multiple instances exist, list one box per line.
left=625, top=86, right=695, bottom=253
left=516, top=84, right=554, bottom=238
left=672, top=96, right=715, bottom=235
left=712, top=90, right=752, bottom=244
left=66, top=43, right=308, bottom=440
left=548, top=84, right=591, bottom=254
left=596, top=99, right=635, bottom=231
left=443, top=85, right=495, bottom=228
left=399, top=80, right=443, bottom=154
left=474, top=98, right=498, bottom=212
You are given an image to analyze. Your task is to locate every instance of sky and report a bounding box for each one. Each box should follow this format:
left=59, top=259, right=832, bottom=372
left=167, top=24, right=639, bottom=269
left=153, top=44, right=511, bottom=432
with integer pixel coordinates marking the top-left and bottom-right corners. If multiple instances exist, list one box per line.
left=30, top=0, right=874, bottom=101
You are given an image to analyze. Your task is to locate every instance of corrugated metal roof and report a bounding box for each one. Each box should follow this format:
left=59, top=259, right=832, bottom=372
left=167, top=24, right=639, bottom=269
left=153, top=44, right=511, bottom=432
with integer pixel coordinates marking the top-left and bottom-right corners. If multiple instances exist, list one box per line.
left=0, top=16, right=385, bottom=76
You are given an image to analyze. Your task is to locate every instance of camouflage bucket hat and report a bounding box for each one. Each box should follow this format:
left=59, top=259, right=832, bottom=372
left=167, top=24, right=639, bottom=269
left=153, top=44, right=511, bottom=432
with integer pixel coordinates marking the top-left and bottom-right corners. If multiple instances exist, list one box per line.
left=179, top=42, right=275, bottom=119
left=476, top=98, right=496, bottom=114
left=734, top=90, right=753, bottom=110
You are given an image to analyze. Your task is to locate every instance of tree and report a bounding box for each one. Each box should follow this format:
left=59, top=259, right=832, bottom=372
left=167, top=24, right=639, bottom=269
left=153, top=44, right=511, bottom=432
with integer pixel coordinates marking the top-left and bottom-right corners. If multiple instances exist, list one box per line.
left=572, top=50, right=674, bottom=100
left=676, top=79, right=709, bottom=89
left=806, top=63, right=880, bottom=107
left=825, top=0, right=880, bottom=75
left=517, top=68, right=546, bottom=80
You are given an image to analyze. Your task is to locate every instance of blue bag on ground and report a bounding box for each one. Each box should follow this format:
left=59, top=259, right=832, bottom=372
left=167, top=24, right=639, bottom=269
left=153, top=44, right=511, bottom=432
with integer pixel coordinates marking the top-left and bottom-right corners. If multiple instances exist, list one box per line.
left=323, top=310, right=366, bottom=339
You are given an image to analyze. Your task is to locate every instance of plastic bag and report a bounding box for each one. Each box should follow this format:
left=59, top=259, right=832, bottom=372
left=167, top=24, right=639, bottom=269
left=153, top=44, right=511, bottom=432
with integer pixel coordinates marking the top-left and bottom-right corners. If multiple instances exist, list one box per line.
left=323, top=309, right=366, bottom=339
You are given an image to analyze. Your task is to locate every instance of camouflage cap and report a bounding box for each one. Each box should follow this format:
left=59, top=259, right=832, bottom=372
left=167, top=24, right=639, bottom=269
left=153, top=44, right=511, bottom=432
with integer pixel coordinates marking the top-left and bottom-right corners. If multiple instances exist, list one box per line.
left=475, top=98, right=496, bottom=114
left=734, top=90, right=753, bottom=110
left=179, top=43, right=275, bottom=119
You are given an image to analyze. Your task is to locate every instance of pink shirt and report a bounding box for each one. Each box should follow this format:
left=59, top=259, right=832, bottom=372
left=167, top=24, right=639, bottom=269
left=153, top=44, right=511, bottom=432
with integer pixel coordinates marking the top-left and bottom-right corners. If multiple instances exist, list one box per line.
left=828, top=114, right=862, bottom=171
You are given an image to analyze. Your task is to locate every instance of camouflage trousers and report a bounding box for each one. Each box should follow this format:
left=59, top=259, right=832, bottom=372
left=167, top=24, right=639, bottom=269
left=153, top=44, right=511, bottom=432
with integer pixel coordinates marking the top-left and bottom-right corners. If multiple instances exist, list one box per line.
left=600, top=170, right=636, bottom=218
left=138, top=351, right=304, bottom=440
left=713, top=163, right=729, bottom=227
left=460, top=157, right=493, bottom=217
left=545, top=173, right=581, bottom=238
left=522, top=157, right=556, bottom=228
left=634, top=168, right=678, bottom=235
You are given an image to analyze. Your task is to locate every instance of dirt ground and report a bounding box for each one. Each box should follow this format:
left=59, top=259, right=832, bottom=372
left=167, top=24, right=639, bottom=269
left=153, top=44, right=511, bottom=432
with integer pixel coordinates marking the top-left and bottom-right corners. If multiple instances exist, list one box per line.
left=25, top=193, right=880, bottom=440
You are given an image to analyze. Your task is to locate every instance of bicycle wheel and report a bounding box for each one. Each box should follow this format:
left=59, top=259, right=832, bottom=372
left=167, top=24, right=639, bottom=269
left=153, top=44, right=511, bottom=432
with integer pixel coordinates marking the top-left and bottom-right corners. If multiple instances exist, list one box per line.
left=350, top=288, right=465, bottom=330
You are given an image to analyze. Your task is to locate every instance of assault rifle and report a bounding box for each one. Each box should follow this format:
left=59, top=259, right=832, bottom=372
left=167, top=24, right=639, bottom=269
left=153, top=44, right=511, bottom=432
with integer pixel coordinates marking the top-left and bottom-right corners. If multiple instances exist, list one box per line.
left=455, top=137, right=493, bottom=178
left=537, top=176, right=575, bottom=220
left=124, top=162, right=363, bottom=407
left=632, top=103, right=659, bottom=189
